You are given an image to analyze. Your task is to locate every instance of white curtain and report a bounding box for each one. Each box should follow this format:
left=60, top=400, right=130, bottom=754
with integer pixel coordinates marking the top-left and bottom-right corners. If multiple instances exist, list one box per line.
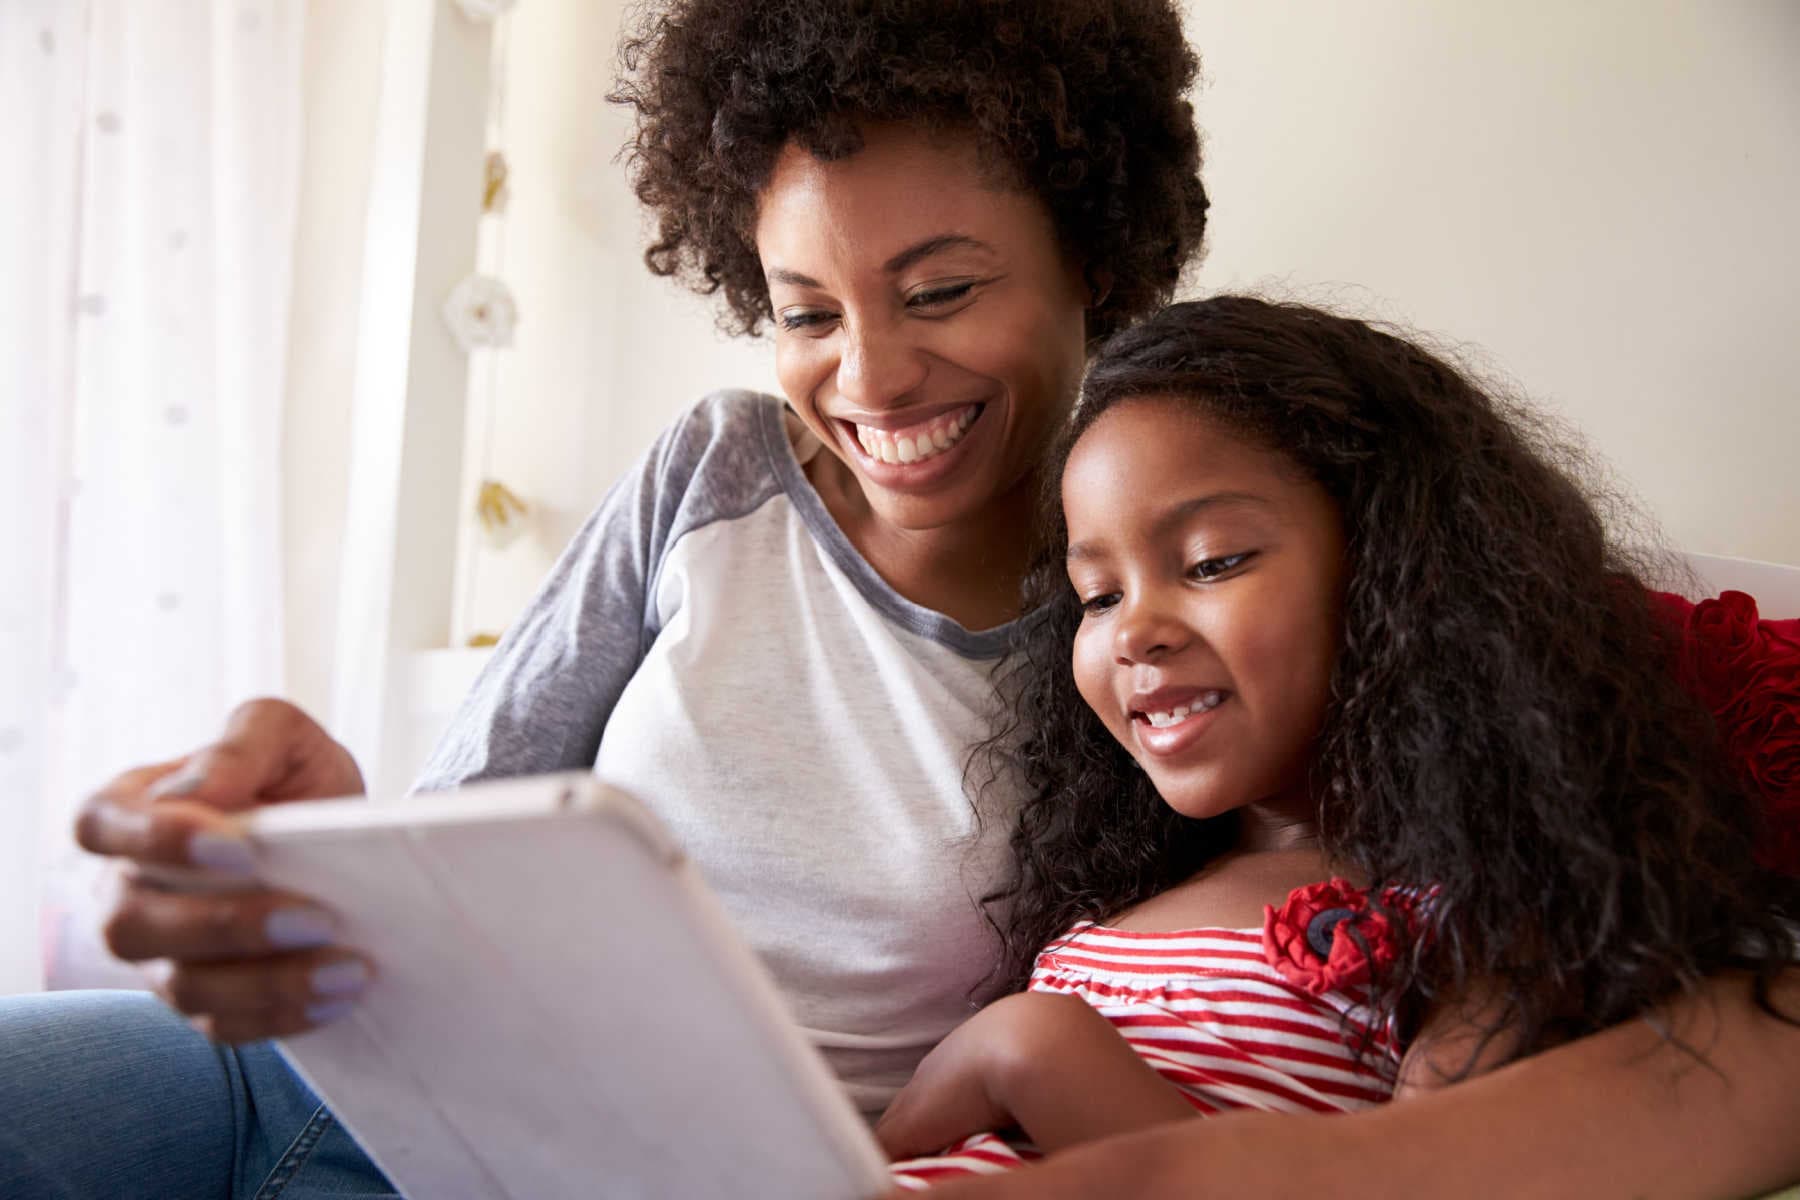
left=0, top=1, right=303, bottom=993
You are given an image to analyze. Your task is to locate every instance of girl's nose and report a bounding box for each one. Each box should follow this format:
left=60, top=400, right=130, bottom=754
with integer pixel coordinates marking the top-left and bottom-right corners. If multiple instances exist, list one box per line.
left=835, top=319, right=928, bottom=412
left=1112, top=590, right=1192, bottom=664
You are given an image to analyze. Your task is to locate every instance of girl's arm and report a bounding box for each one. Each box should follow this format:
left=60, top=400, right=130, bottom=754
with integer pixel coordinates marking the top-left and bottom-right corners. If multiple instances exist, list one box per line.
left=890, top=968, right=1800, bottom=1199
left=875, top=991, right=1196, bottom=1159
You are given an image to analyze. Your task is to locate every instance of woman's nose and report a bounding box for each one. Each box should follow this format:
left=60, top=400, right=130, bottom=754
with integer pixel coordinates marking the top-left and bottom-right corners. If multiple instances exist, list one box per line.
left=1113, top=589, right=1191, bottom=664
left=835, top=318, right=928, bottom=411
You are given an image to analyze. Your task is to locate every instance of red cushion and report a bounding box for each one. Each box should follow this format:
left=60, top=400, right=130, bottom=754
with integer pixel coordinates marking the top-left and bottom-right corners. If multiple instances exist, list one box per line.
left=1651, top=590, right=1800, bottom=876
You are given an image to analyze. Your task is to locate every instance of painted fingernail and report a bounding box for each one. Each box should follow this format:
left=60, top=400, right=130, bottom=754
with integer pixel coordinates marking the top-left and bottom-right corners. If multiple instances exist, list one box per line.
left=189, top=832, right=256, bottom=875
left=265, top=907, right=336, bottom=949
left=305, top=1000, right=356, bottom=1026
left=97, top=802, right=152, bottom=839
left=310, top=960, right=370, bottom=997
left=150, top=764, right=207, bottom=799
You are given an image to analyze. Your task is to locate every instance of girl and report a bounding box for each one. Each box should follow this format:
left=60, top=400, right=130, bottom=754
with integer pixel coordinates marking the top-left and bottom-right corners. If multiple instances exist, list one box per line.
left=881, top=296, right=1800, bottom=1189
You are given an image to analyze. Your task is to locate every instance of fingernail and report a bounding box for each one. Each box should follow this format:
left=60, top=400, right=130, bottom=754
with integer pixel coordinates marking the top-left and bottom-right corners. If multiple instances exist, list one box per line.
left=305, top=1000, right=356, bottom=1026
left=150, top=764, right=206, bottom=799
left=97, top=803, right=152, bottom=839
left=189, top=832, right=256, bottom=875
left=310, top=960, right=370, bottom=997
left=266, top=907, right=336, bottom=949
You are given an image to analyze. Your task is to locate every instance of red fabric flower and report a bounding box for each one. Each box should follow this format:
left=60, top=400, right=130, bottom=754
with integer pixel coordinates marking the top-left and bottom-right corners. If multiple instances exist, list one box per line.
left=1652, top=589, right=1800, bottom=876
left=1261, top=879, right=1413, bottom=997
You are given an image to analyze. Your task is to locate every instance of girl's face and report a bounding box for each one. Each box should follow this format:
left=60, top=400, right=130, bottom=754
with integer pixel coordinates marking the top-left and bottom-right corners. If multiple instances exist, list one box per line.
left=754, top=124, right=1091, bottom=536
left=1064, top=397, right=1347, bottom=827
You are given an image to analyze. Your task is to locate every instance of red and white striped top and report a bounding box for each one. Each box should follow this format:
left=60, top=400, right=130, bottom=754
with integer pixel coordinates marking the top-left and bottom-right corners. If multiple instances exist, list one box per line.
left=889, top=911, right=1401, bottom=1189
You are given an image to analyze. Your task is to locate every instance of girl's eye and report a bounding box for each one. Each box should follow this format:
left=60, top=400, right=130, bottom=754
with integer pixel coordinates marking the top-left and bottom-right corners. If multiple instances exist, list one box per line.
left=1190, top=552, right=1253, bottom=581
left=907, top=281, right=976, bottom=312
left=1078, top=591, right=1121, bottom=615
left=778, top=309, right=837, bottom=334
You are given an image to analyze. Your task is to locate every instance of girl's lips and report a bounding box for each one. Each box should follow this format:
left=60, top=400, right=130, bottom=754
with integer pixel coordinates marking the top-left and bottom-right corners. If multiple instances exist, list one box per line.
left=1131, top=694, right=1229, bottom=758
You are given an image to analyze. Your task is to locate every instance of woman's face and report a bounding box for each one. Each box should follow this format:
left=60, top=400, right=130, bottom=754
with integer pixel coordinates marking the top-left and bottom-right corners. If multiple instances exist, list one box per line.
left=754, top=124, right=1091, bottom=535
left=1063, top=397, right=1347, bottom=826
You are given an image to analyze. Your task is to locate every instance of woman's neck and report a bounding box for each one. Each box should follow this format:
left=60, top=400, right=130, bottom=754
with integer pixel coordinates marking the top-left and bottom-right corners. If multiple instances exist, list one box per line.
left=806, top=453, right=1037, bottom=631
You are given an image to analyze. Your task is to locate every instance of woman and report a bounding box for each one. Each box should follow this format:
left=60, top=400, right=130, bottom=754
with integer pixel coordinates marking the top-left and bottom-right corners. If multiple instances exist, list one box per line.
left=3, top=2, right=1795, bottom=1197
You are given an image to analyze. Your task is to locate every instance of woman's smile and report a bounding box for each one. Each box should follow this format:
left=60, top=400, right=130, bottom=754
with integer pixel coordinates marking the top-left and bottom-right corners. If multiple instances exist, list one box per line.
left=755, top=125, right=1089, bottom=540
left=847, top=402, right=980, bottom=467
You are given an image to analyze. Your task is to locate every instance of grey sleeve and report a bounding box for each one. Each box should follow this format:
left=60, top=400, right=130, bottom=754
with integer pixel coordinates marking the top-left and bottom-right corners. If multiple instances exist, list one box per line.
left=410, top=391, right=781, bottom=792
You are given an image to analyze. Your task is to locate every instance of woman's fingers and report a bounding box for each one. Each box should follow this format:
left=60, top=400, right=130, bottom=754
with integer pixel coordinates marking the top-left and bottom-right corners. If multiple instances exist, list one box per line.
left=102, top=878, right=343, bottom=964
left=76, top=791, right=252, bottom=868
left=165, top=951, right=372, bottom=1015
left=74, top=698, right=365, bottom=866
left=157, top=948, right=374, bottom=1039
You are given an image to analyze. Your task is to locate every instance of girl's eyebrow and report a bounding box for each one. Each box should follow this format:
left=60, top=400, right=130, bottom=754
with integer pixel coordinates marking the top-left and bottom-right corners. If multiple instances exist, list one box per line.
left=1065, top=490, right=1270, bottom=562
left=764, top=234, right=994, bottom=290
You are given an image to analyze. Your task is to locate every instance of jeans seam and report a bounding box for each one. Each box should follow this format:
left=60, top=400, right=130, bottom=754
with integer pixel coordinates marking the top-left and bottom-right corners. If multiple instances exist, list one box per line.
left=250, top=1103, right=335, bottom=1200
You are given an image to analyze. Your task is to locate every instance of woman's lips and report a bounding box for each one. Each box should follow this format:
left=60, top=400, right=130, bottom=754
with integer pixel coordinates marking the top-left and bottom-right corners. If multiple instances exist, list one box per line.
left=839, top=403, right=986, bottom=488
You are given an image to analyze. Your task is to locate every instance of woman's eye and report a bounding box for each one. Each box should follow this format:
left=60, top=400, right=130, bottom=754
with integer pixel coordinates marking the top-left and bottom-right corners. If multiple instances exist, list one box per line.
left=779, top=309, right=837, bottom=333
left=1190, top=552, right=1252, bottom=580
left=907, top=281, right=976, bottom=311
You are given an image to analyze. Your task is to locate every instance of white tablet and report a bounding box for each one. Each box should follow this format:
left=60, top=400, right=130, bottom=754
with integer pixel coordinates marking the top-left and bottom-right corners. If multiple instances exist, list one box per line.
left=235, top=772, right=891, bottom=1200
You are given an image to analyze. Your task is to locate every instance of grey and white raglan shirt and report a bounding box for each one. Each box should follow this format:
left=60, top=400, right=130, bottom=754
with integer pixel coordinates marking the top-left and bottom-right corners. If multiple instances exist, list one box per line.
left=414, top=390, right=1025, bottom=1117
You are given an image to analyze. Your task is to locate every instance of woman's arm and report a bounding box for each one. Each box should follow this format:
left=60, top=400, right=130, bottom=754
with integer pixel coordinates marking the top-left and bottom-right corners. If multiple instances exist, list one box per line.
left=1392, top=979, right=1529, bottom=1100
left=899, top=968, right=1800, bottom=1199
left=875, top=991, right=1196, bottom=1159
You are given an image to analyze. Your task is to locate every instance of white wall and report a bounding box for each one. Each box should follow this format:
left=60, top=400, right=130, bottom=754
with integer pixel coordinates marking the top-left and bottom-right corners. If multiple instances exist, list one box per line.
left=307, top=0, right=1799, bottom=663
left=453, top=0, right=777, bottom=640
left=1179, top=0, right=1800, bottom=565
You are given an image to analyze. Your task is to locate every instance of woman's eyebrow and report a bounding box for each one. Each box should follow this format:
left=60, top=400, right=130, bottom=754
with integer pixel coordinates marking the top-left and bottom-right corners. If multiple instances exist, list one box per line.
left=765, top=266, right=823, bottom=289
left=1065, top=491, right=1271, bottom=562
left=883, top=234, right=992, bottom=274
left=765, top=235, right=995, bottom=291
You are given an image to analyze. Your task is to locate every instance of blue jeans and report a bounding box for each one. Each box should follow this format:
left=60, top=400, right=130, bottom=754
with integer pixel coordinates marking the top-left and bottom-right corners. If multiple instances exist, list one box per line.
left=0, top=990, right=396, bottom=1199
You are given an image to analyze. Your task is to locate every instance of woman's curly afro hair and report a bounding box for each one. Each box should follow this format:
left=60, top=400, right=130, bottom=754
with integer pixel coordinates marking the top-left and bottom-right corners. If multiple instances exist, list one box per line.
left=609, top=0, right=1209, bottom=341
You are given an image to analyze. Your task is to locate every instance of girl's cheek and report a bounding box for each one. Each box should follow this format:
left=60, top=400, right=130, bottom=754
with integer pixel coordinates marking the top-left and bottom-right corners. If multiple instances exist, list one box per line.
left=1069, top=633, right=1118, bottom=735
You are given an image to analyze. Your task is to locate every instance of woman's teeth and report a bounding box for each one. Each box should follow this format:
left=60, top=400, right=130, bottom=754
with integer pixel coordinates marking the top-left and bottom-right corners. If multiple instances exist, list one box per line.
left=1143, top=691, right=1225, bottom=728
left=855, top=406, right=977, bottom=465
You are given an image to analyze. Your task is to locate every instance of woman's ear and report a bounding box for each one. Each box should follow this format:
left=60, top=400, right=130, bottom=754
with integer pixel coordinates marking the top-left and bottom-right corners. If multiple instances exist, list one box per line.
left=1083, top=265, right=1115, bottom=309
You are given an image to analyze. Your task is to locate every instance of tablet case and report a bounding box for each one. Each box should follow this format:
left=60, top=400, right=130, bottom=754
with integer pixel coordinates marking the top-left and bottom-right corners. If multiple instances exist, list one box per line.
left=244, top=773, right=891, bottom=1200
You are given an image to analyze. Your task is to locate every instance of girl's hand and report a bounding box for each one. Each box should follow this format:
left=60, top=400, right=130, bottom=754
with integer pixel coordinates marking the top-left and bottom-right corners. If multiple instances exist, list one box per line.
left=878, top=991, right=1193, bottom=1161
left=73, top=698, right=375, bottom=1042
left=874, top=993, right=1039, bottom=1161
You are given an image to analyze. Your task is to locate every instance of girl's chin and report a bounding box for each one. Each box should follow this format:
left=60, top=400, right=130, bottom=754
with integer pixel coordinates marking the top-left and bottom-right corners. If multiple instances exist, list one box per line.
left=1143, top=773, right=1246, bottom=823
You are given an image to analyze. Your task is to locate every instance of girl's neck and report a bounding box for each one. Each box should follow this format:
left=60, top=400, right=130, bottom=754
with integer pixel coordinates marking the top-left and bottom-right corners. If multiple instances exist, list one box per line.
left=807, top=454, right=1037, bottom=631
left=1113, top=844, right=1337, bottom=933
left=1236, top=803, right=1322, bottom=855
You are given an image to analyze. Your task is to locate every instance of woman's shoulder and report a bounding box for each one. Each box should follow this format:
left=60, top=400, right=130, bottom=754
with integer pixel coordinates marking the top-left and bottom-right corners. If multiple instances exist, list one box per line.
left=592, top=389, right=791, bottom=537
left=656, top=388, right=788, bottom=479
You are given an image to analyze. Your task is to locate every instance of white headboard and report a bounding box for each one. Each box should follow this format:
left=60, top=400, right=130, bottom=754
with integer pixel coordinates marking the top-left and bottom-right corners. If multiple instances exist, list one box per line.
left=1682, top=553, right=1800, bottom=617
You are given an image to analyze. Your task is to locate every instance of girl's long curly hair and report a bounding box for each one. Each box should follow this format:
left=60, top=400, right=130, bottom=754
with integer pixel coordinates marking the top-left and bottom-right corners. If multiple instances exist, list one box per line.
left=609, top=0, right=1208, bottom=341
left=983, top=296, right=1797, bottom=1067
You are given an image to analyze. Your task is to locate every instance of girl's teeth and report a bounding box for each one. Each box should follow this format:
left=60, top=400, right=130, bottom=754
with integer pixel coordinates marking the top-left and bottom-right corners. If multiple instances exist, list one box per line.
left=1144, top=691, right=1224, bottom=727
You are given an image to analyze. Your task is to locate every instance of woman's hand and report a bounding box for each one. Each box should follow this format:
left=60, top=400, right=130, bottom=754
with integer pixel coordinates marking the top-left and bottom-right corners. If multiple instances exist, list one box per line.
left=74, top=698, right=375, bottom=1042
left=877, top=991, right=1196, bottom=1161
